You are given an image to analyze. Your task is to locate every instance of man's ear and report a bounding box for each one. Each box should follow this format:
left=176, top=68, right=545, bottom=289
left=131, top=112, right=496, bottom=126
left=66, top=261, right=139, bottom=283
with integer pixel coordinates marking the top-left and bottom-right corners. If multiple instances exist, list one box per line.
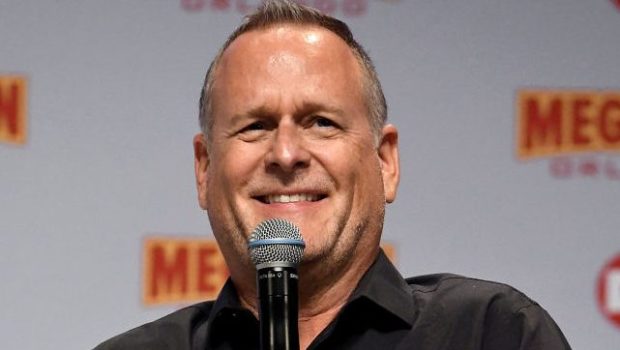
left=377, top=124, right=400, bottom=203
left=193, top=133, right=210, bottom=210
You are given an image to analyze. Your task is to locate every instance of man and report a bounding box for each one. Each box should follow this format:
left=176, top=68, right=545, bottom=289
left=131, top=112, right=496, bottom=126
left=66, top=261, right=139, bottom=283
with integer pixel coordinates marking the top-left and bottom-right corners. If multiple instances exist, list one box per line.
left=96, top=1, right=571, bottom=349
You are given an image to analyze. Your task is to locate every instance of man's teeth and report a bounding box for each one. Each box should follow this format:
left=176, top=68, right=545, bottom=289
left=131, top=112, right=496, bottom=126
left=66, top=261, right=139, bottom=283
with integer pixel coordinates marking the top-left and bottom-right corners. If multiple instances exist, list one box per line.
left=265, top=194, right=320, bottom=203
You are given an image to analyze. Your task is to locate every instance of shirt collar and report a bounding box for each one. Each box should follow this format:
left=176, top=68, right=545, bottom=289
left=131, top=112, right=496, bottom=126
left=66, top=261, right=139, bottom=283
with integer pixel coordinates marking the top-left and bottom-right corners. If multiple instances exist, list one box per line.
left=205, top=249, right=417, bottom=342
left=208, top=278, right=245, bottom=316
left=346, top=249, right=417, bottom=327
left=204, top=279, right=258, bottom=348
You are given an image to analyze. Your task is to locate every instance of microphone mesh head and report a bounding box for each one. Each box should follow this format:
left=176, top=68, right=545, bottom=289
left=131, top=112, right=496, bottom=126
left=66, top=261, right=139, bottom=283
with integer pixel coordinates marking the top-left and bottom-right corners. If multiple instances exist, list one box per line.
left=248, top=218, right=305, bottom=267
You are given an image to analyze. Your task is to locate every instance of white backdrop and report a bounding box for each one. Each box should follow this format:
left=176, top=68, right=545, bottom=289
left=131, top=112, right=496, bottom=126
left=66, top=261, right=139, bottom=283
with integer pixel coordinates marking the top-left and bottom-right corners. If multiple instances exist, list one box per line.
left=1, top=1, right=619, bottom=349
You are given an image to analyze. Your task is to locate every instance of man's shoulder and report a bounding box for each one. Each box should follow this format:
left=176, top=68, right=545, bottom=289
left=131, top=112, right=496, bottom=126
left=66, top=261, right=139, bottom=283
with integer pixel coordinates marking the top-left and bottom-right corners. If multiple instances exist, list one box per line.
left=404, top=273, right=573, bottom=349
left=406, top=273, right=542, bottom=317
left=406, top=272, right=537, bottom=313
left=94, top=301, right=214, bottom=350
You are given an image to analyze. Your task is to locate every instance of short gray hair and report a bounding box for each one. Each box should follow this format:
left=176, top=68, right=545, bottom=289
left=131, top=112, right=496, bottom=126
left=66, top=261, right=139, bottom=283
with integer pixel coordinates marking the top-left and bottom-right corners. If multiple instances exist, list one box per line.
left=199, top=0, right=387, bottom=141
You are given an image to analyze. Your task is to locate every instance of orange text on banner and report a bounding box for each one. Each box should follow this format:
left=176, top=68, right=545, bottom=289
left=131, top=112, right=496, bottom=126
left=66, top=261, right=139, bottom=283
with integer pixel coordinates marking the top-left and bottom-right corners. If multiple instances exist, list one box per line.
left=143, top=235, right=397, bottom=306
left=143, top=236, right=229, bottom=306
left=516, top=89, right=620, bottom=159
left=0, top=76, right=27, bottom=145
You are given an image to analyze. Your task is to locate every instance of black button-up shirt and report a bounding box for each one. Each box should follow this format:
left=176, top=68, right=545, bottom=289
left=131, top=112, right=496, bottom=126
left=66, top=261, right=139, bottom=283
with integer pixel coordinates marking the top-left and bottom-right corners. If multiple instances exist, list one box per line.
left=95, top=251, right=571, bottom=349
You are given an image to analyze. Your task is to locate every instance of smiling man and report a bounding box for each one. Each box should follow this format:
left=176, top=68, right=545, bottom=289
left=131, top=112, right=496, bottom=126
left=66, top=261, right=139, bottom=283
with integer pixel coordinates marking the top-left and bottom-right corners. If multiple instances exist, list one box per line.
left=95, top=1, right=571, bottom=349
left=193, top=10, right=399, bottom=347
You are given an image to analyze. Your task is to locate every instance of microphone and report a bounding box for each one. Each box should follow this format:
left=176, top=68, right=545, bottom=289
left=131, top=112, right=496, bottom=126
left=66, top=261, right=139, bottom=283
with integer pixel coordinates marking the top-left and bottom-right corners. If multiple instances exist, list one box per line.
left=248, top=218, right=305, bottom=350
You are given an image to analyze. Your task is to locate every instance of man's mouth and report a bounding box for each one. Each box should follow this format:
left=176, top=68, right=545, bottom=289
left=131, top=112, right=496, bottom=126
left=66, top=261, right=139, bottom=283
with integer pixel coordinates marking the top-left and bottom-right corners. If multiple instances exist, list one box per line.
left=256, top=193, right=326, bottom=204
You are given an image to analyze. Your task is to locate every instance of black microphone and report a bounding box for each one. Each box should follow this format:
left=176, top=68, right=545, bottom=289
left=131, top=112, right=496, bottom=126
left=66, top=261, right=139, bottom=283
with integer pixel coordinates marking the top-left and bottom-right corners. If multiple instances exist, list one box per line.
left=248, top=218, right=305, bottom=350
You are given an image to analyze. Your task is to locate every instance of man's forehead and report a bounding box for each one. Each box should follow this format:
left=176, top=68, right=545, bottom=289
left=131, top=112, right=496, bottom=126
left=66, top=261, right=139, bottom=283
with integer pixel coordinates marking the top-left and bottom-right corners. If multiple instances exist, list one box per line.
left=207, top=23, right=367, bottom=123
left=219, top=24, right=356, bottom=69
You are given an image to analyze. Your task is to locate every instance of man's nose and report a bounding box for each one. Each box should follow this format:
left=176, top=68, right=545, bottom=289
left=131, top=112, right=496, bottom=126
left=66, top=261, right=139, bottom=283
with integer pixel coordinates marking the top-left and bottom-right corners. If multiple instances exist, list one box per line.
left=264, top=121, right=311, bottom=173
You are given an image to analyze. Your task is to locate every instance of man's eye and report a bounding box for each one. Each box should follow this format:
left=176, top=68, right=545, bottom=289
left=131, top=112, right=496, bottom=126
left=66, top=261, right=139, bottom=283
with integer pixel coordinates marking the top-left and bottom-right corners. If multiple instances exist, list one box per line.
left=241, top=122, right=265, bottom=132
left=315, top=117, right=335, bottom=128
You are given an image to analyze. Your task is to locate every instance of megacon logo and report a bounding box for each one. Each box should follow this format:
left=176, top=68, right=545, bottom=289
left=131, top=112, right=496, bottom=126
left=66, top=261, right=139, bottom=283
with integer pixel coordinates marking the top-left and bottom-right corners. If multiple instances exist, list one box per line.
left=181, top=0, right=401, bottom=17
left=0, top=75, right=27, bottom=146
left=143, top=235, right=397, bottom=306
left=516, top=89, right=620, bottom=180
left=597, top=253, right=620, bottom=330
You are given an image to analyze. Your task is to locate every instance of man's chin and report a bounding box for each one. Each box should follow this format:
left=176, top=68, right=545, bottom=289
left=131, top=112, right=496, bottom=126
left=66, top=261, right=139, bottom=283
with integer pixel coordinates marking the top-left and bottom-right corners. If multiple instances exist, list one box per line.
left=298, top=243, right=336, bottom=265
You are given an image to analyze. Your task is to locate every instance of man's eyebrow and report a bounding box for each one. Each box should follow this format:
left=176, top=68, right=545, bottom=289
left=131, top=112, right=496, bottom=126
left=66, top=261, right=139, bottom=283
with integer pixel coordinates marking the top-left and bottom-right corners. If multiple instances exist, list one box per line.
left=229, top=106, right=274, bottom=125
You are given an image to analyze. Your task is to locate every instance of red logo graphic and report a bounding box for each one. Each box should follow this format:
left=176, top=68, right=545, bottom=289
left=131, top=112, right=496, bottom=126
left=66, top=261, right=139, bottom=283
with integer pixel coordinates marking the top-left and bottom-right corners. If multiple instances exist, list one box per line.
left=0, top=75, right=28, bottom=145
left=516, top=89, right=620, bottom=181
left=516, top=90, right=620, bottom=159
left=613, top=0, right=620, bottom=11
left=597, top=253, right=620, bottom=329
left=143, top=236, right=229, bottom=306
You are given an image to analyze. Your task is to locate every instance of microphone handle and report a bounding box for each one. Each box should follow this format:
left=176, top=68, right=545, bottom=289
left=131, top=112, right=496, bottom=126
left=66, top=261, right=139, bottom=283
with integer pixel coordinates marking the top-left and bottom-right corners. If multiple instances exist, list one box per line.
left=258, top=266, right=300, bottom=350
